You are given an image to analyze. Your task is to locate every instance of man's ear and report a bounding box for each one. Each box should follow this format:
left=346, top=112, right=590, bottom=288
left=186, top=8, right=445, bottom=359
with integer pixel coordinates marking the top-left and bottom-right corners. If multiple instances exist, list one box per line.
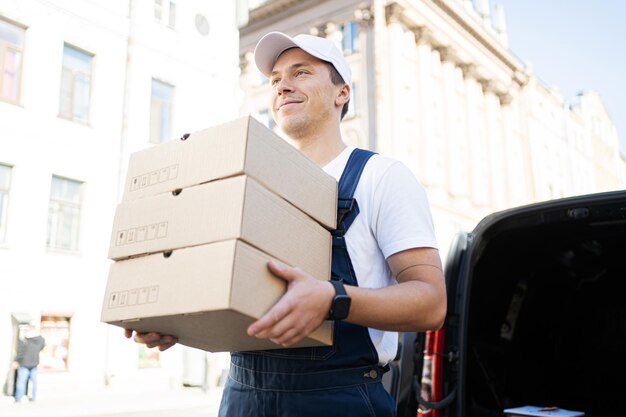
left=335, top=84, right=350, bottom=107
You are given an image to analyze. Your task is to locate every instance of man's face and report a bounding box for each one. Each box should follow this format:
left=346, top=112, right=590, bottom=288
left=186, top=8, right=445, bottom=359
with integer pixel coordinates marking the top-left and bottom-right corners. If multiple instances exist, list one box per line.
left=269, top=48, right=344, bottom=139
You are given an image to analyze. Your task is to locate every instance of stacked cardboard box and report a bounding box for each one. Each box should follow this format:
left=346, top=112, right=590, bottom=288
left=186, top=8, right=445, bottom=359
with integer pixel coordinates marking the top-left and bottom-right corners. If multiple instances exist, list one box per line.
left=101, top=116, right=337, bottom=352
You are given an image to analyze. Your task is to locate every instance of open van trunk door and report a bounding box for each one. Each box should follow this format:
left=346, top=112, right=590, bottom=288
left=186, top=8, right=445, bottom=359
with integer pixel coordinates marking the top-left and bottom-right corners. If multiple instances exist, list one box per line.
left=436, top=231, right=471, bottom=416
left=394, top=231, right=468, bottom=417
left=396, top=231, right=469, bottom=417
left=426, top=191, right=626, bottom=417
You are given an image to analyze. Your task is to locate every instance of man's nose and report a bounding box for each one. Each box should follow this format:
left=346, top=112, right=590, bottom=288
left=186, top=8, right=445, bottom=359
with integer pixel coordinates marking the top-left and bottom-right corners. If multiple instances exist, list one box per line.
left=276, top=78, right=293, bottom=94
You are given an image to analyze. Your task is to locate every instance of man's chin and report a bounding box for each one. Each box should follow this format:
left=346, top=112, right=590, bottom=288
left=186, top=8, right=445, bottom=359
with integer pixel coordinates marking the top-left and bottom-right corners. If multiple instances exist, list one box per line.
left=278, top=117, right=309, bottom=139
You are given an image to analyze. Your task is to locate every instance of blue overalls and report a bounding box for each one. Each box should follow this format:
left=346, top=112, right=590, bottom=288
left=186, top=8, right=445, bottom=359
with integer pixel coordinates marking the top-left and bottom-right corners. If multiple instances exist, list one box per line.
left=219, top=149, right=396, bottom=417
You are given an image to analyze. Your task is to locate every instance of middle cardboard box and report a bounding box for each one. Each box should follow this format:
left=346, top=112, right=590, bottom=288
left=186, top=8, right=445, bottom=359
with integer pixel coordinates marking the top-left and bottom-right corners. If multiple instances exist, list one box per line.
left=108, top=174, right=331, bottom=284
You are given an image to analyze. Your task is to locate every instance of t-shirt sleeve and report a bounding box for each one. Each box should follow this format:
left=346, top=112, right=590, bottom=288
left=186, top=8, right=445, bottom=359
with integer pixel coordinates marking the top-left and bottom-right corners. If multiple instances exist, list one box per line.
left=371, top=161, right=438, bottom=258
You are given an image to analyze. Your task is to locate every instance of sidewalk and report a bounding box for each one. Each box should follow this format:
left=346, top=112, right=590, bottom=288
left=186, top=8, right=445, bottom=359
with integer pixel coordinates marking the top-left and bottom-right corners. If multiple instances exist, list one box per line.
left=0, top=385, right=223, bottom=417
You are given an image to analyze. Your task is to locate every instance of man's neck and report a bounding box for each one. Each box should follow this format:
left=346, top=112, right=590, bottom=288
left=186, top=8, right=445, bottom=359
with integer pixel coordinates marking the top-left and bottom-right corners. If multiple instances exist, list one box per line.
left=284, top=126, right=346, bottom=167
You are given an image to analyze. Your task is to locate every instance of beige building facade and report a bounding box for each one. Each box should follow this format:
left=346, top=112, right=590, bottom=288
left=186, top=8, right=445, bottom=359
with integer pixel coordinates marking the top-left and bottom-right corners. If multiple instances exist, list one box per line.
left=239, top=0, right=625, bottom=258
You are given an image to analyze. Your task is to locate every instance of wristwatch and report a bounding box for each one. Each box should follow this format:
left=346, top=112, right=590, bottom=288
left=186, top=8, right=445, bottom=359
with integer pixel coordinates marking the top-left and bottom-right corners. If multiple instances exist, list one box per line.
left=327, top=280, right=352, bottom=320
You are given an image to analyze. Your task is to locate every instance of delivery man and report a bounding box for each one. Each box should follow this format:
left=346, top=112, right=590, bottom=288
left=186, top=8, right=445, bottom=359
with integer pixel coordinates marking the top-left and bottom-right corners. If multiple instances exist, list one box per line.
left=125, top=31, right=446, bottom=416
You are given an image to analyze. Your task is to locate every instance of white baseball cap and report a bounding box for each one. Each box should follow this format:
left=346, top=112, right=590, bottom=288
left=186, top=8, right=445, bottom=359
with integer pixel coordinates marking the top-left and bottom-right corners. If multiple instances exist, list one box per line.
left=254, top=31, right=352, bottom=88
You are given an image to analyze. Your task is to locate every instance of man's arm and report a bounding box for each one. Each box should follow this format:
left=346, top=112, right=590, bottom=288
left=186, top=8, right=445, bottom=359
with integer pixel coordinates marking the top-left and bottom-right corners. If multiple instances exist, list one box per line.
left=247, top=247, right=446, bottom=347
left=345, top=247, right=446, bottom=331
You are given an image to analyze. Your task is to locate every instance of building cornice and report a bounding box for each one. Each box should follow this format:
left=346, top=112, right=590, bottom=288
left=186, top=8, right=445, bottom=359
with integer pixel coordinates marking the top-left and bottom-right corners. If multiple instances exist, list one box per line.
left=431, top=0, right=525, bottom=78
left=388, top=0, right=529, bottom=87
left=248, top=0, right=307, bottom=24
left=242, top=0, right=332, bottom=36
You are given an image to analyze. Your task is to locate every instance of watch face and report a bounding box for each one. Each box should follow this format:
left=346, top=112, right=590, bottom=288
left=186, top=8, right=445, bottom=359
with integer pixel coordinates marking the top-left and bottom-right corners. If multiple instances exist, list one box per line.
left=332, top=295, right=352, bottom=320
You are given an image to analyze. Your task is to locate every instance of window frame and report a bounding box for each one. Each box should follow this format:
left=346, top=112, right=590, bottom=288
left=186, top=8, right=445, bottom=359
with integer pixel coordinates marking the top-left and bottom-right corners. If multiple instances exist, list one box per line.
left=58, top=43, right=94, bottom=124
left=46, top=175, right=83, bottom=252
left=0, top=17, right=26, bottom=104
left=149, top=78, right=175, bottom=144
left=341, top=21, right=358, bottom=55
left=0, top=163, right=12, bottom=244
left=154, top=0, right=177, bottom=29
left=39, top=315, right=72, bottom=372
left=257, top=108, right=275, bottom=130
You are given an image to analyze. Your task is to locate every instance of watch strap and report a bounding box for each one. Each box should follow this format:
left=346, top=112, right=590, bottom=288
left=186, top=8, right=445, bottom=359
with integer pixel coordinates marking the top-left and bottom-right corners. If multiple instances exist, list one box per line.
left=327, top=279, right=351, bottom=320
left=330, top=279, right=347, bottom=296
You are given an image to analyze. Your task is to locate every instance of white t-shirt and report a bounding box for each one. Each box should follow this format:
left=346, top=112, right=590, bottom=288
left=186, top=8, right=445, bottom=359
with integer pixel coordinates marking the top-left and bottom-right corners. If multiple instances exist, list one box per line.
left=323, top=147, right=438, bottom=365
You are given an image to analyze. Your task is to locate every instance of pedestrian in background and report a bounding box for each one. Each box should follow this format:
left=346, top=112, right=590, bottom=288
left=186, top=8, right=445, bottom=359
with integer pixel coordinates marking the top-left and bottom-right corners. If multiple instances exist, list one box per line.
left=13, top=322, right=46, bottom=403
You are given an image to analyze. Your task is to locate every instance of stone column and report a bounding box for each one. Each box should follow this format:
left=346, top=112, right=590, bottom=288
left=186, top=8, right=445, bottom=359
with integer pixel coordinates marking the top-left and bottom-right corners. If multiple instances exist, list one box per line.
left=439, top=47, right=469, bottom=199
left=355, top=6, right=376, bottom=150
left=381, top=2, right=406, bottom=159
left=462, top=65, right=490, bottom=209
left=482, top=81, right=508, bottom=210
left=412, top=26, right=434, bottom=185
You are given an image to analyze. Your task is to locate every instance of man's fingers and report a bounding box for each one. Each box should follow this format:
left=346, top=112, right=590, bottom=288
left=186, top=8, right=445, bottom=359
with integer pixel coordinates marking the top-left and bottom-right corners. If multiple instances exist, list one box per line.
left=270, top=327, right=301, bottom=347
left=124, top=330, right=177, bottom=350
left=267, top=260, right=286, bottom=276
left=134, top=332, right=160, bottom=344
left=158, top=342, right=176, bottom=352
left=267, top=260, right=303, bottom=282
left=265, top=313, right=300, bottom=340
left=248, top=311, right=282, bottom=338
left=250, top=305, right=312, bottom=347
left=144, top=335, right=178, bottom=349
left=247, top=300, right=293, bottom=337
left=276, top=332, right=307, bottom=348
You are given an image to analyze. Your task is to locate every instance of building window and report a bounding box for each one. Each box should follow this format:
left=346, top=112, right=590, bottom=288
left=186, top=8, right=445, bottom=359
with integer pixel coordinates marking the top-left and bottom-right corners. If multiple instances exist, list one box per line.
left=59, top=44, right=93, bottom=124
left=154, top=0, right=176, bottom=28
left=0, top=163, right=11, bottom=243
left=346, top=82, right=357, bottom=119
left=257, top=109, right=275, bottom=130
left=39, top=316, right=71, bottom=371
left=0, top=18, right=25, bottom=103
left=47, top=175, right=82, bottom=251
left=341, top=21, right=358, bottom=54
left=150, top=78, right=174, bottom=144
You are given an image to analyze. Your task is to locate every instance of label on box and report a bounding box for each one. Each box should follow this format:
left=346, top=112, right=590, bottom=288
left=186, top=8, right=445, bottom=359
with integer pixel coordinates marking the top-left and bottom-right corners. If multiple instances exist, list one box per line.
left=115, top=222, right=169, bottom=246
left=108, top=286, right=160, bottom=309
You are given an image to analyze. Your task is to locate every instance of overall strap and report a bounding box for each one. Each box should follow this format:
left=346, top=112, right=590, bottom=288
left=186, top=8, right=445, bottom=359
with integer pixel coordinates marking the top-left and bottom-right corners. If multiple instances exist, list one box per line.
left=335, top=148, right=376, bottom=235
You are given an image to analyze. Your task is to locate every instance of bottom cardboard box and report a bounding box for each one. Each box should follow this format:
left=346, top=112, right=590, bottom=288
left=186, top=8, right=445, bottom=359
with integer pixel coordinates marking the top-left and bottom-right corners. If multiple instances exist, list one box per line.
left=101, top=239, right=333, bottom=352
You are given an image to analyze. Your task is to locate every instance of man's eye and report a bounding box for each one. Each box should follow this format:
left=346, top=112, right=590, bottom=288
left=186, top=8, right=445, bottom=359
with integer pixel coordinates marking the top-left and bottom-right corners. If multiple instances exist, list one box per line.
left=271, top=78, right=280, bottom=86
left=296, top=70, right=307, bottom=76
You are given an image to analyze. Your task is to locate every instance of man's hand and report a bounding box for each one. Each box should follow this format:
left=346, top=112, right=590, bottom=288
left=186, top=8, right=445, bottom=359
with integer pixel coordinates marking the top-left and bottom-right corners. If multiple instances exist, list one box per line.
left=123, top=329, right=178, bottom=352
left=247, top=260, right=334, bottom=347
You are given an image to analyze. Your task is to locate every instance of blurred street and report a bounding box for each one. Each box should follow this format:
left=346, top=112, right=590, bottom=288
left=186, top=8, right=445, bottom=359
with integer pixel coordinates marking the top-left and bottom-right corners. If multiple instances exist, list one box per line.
left=0, top=386, right=222, bottom=417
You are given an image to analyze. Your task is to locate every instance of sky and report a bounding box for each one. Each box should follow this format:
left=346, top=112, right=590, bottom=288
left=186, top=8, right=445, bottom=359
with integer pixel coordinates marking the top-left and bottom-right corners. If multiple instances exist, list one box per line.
left=494, top=0, right=626, bottom=155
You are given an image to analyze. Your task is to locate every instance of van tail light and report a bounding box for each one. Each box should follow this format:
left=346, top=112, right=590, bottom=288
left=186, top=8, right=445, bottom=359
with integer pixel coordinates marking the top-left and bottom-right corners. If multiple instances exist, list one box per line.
left=417, top=328, right=445, bottom=417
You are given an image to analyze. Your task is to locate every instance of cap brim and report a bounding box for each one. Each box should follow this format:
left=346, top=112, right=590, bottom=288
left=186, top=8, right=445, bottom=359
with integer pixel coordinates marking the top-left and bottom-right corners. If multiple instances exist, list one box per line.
left=254, top=32, right=299, bottom=77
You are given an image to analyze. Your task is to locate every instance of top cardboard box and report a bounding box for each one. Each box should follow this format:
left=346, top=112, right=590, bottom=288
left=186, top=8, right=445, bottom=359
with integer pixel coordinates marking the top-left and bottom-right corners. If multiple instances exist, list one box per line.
left=123, top=116, right=337, bottom=230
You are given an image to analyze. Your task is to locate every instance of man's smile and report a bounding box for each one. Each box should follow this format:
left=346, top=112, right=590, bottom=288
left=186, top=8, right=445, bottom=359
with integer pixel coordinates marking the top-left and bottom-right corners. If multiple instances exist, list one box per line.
left=278, top=98, right=304, bottom=110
